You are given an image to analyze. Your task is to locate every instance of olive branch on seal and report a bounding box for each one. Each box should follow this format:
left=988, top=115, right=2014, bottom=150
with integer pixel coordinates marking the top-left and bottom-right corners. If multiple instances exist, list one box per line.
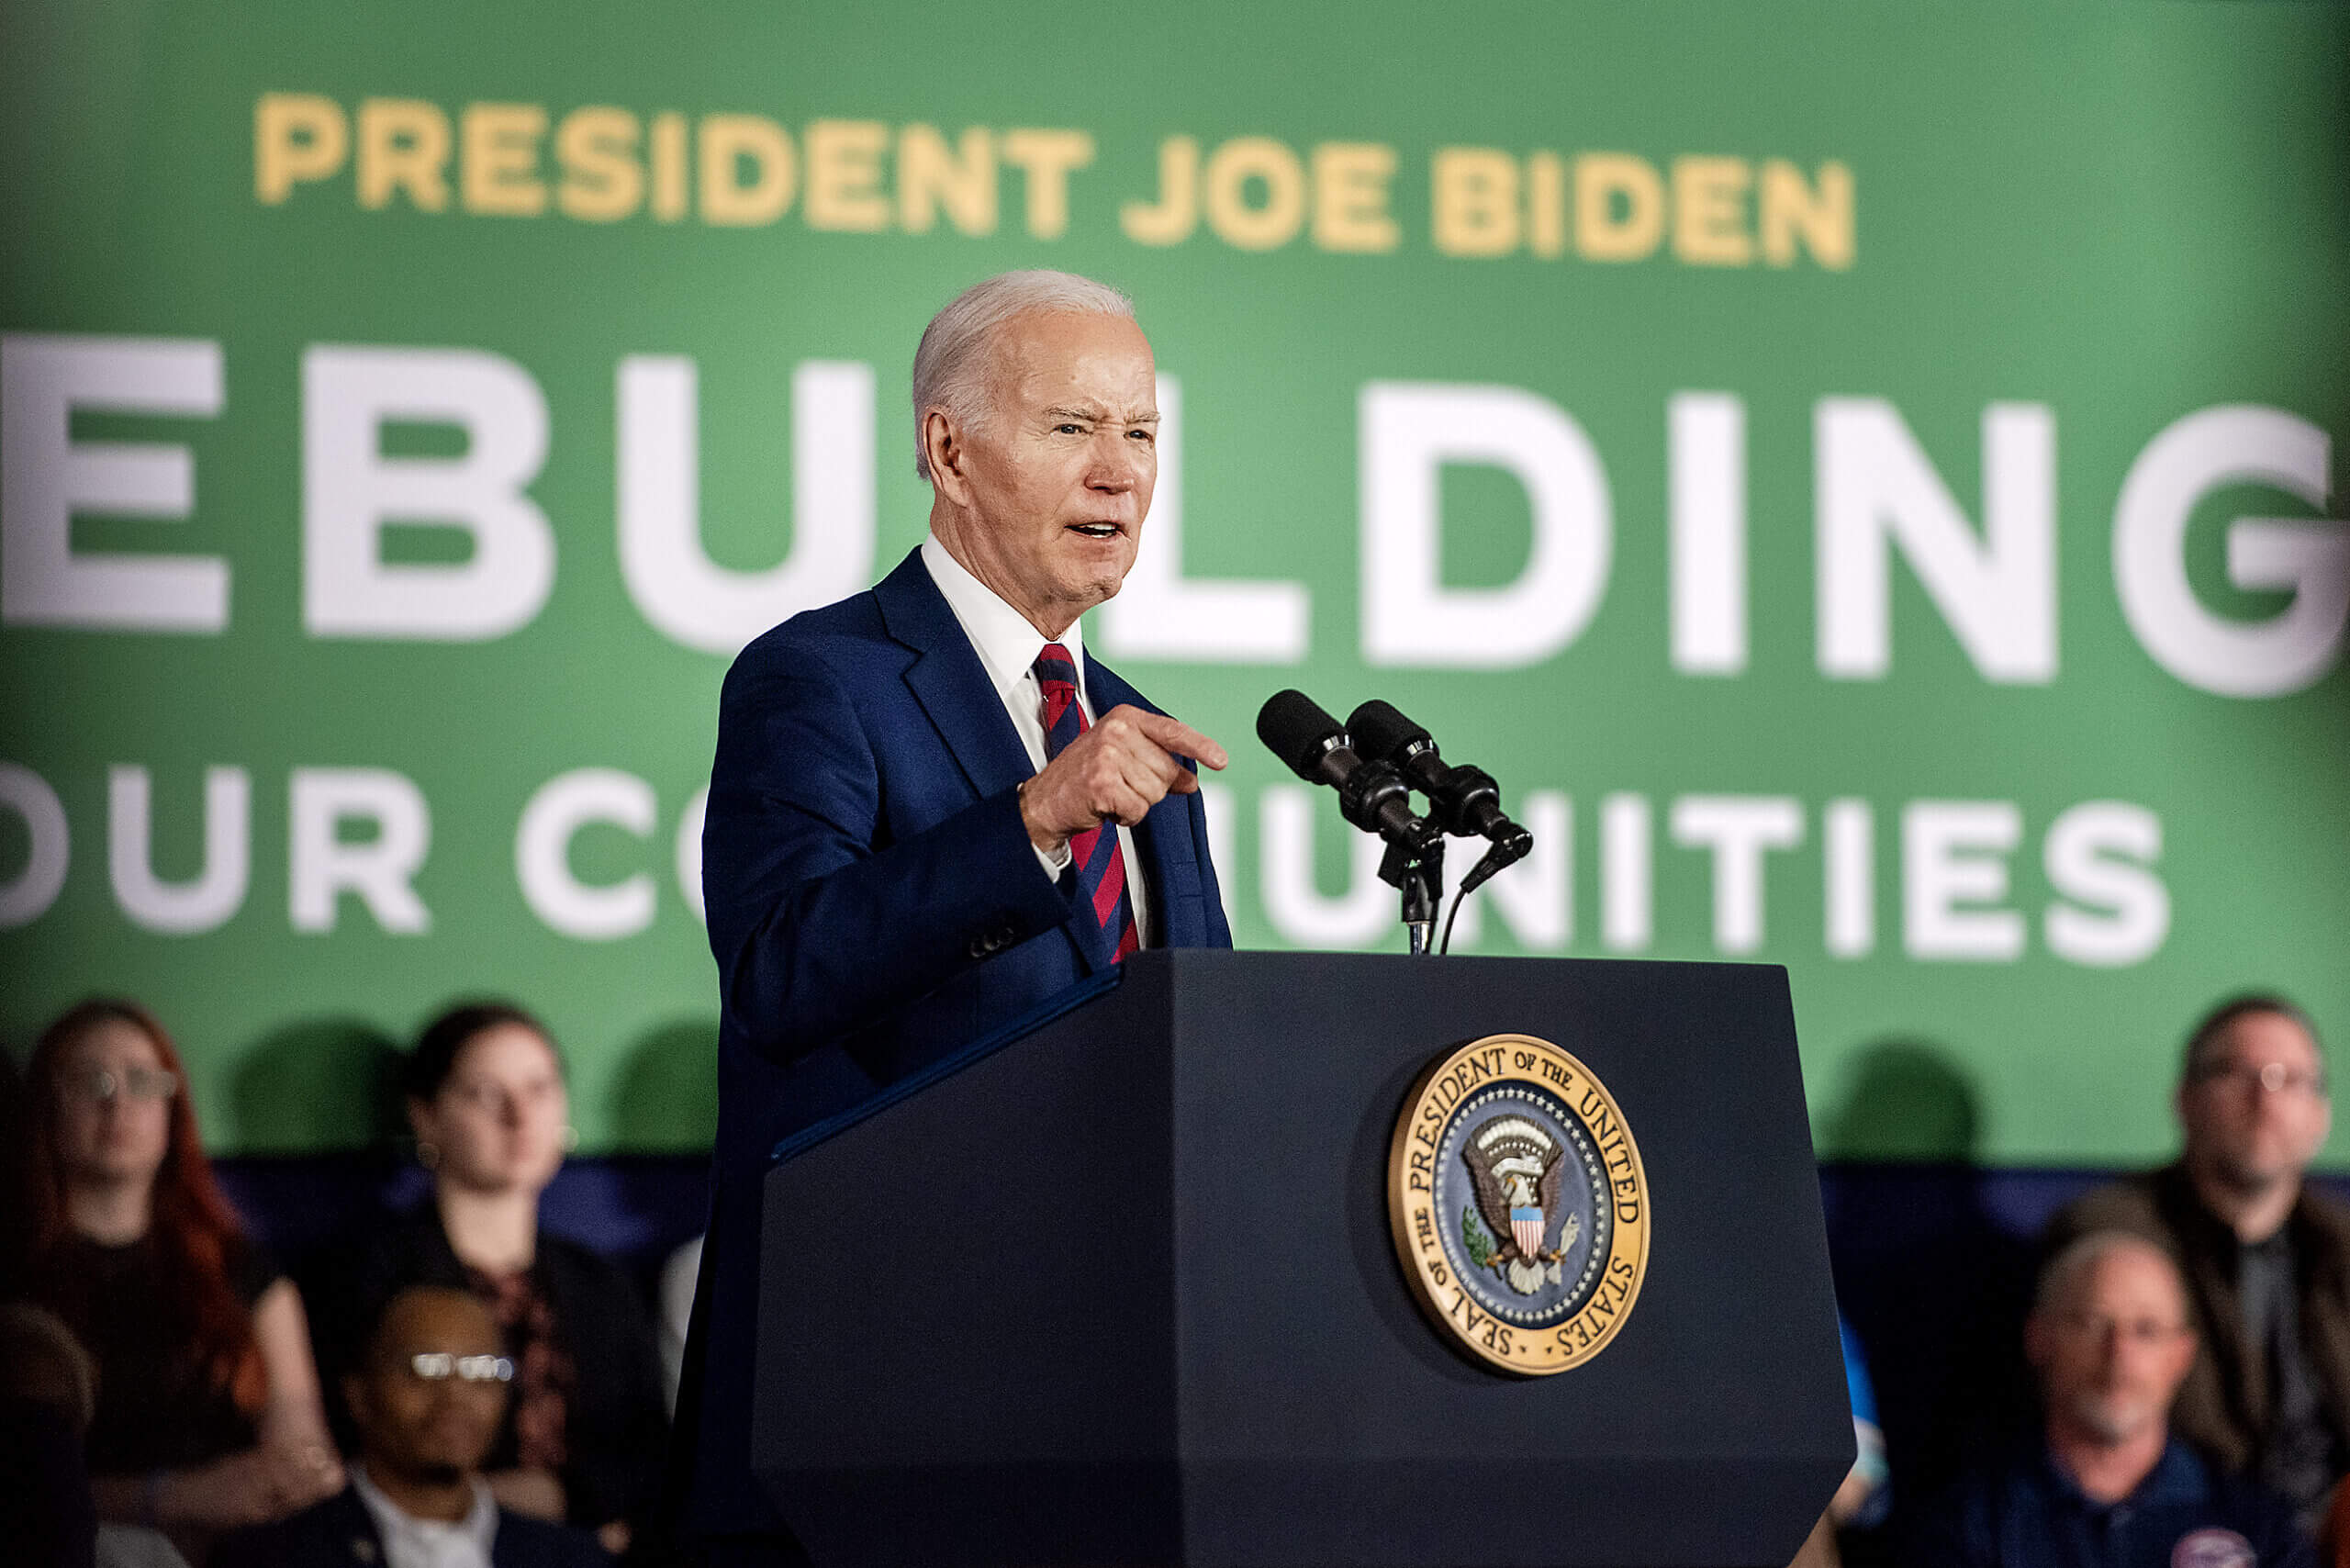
left=1460, top=1204, right=1496, bottom=1267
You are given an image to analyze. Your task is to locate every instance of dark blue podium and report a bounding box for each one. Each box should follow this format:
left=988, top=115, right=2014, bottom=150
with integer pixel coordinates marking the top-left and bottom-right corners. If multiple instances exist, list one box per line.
left=755, top=949, right=1847, bottom=1566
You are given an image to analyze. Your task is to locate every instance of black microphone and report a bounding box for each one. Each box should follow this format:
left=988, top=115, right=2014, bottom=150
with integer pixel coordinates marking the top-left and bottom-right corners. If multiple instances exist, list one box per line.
left=1347, top=700, right=1534, bottom=867
left=1256, top=690, right=1439, bottom=854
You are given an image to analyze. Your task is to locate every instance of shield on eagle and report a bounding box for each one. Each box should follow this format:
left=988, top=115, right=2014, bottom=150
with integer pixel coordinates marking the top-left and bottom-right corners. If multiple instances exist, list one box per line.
left=1460, top=1114, right=1570, bottom=1294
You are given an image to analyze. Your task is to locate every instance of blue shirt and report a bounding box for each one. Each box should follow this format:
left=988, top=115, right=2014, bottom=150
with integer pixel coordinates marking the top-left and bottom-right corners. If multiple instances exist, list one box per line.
left=1841, top=1316, right=1892, bottom=1529
left=1915, top=1439, right=2312, bottom=1568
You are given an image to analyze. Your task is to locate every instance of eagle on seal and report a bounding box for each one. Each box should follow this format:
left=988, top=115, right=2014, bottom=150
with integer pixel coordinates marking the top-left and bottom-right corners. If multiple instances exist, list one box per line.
left=1462, top=1115, right=1578, bottom=1294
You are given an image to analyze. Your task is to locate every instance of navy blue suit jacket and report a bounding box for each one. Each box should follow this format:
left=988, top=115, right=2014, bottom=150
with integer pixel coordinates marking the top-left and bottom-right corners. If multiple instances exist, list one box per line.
left=678, top=548, right=1232, bottom=1542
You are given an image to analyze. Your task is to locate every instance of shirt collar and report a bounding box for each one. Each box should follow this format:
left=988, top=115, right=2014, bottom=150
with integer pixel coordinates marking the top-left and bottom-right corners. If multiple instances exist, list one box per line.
left=351, top=1463, right=498, bottom=1562
left=2159, top=1159, right=2308, bottom=1264
left=920, top=533, right=1086, bottom=700
left=2038, top=1436, right=2206, bottom=1513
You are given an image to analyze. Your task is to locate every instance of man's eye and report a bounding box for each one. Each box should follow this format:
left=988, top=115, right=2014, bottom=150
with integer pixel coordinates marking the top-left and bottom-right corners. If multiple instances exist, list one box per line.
left=1127, top=429, right=1154, bottom=442
left=1055, top=423, right=1083, bottom=435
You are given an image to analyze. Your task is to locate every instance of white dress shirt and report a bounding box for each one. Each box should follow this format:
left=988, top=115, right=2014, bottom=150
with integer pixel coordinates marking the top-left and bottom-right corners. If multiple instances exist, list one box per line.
left=919, top=533, right=1152, bottom=946
left=351, top=1464, right=498, bottom=1568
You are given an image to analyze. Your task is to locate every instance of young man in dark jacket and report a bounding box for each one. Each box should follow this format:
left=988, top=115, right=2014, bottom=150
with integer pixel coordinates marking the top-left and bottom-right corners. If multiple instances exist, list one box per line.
left=217, top=1284, right=608, bottom=1568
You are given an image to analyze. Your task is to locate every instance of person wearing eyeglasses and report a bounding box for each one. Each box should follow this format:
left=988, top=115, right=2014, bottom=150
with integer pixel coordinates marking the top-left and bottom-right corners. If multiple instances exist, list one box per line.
left=1914, top=1230, right=2312, bottom=1567
left=308, top=1003, right=666, bottom=1560
left=18, top=999, right=344, bottom=1562
left=2046, top=996, right=2347, bottom=1525
left=216, top=1284, right=610, bottom=1568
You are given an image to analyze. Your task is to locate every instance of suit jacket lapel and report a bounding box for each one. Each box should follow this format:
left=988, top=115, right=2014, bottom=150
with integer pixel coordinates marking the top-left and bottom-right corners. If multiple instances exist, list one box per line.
left=321, top=1486, right=384, bottom=1563
left=875, top=549, right=1105, bottom=970
left=873, top=549, right=1035, bottom=802
left=871, top=555, right=1204, bottom=957
left=1084, top=653, right=1206, bottom=945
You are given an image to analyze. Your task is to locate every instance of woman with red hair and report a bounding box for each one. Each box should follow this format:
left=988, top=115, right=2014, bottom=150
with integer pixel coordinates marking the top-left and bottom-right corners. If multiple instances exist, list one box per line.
left=21, top=1000, right=343, bottom=1561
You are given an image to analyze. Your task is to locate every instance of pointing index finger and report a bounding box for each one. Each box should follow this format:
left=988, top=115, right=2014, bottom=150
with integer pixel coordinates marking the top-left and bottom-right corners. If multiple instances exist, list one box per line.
left=1136, top=711, right=1228, bottom=771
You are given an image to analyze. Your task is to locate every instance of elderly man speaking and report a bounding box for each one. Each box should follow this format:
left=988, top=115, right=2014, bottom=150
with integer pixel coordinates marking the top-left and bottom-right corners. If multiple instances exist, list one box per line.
left=673, top=272, right=1234, bottom=1561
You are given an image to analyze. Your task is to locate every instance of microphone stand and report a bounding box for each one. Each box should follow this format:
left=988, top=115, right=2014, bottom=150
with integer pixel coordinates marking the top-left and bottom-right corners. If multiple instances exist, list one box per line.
left=1378, top=834, right=1446, bottom=956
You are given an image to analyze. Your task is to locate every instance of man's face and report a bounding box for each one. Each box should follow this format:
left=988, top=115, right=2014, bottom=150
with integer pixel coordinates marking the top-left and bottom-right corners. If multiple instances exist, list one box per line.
left=2028, top=1243, right=2197, bottom=1446
left=346, top=1289, right=509, bottom=1486
left=932, top=309, right=1158, bottom=633
left=2178, top=1012, right=2331, bottom=1192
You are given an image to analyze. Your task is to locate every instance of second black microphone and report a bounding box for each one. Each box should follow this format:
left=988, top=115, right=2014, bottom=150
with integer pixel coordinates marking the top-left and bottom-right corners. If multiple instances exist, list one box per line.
left=1257, top=690, right=1439, bottom=853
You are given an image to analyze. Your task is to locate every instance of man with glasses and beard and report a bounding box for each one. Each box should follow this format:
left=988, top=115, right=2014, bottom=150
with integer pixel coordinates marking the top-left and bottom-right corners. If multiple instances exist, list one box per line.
left=1915, top=1232, right=2311, bottom=1565
left=217, top=1285, right=608, bottom=1567
left=2048, top=997, right=2349, bottom=1523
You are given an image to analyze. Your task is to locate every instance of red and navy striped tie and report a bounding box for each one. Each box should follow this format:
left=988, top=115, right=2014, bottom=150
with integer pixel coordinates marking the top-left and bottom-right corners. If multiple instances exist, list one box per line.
left=1034, top=642, right=1141, bottom=965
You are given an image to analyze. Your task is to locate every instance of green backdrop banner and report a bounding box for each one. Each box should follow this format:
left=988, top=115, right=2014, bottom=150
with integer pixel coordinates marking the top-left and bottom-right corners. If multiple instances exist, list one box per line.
left=3, top=0, right=2345, bottom=1164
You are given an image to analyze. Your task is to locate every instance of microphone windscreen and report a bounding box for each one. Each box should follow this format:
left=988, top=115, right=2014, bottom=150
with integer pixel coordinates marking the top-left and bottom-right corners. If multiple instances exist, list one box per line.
left=1347, top=699, right=1430, bottom=764
left=1256, top=689, right=1346, bottom=779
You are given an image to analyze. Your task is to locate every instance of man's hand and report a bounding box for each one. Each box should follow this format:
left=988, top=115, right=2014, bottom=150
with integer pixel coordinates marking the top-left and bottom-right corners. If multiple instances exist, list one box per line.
left=1019, top=705, right=1227, bottom=852
left=487, top=1466, right=567, bottom=1521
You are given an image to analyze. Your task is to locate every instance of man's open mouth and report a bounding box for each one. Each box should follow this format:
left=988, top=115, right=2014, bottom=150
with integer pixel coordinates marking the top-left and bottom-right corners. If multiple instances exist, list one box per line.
left=1069, top=522, right=1124, bottom=538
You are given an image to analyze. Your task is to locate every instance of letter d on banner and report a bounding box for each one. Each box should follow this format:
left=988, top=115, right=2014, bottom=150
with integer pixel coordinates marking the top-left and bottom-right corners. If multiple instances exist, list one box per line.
left=1360, top=383, right=1611, bottom=667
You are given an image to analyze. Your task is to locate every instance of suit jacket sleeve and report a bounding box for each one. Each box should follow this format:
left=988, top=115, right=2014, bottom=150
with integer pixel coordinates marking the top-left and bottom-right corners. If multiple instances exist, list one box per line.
left=1192, top=788, right=1233, bottom=949
left=703, top=638, right=1073, bottom=1065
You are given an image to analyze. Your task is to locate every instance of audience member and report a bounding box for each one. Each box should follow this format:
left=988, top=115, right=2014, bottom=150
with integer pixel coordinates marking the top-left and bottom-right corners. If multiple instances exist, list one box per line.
left=315, top=1003, right=666, bottom=1556
left=2046, top=996, right=2347, bottom=1518
left=1839, top=1315, right=1893, bottom=1533
left=655, top=1234, right=701, bottom=1417
left=0, top=1301, right=100, bottom=1568
left=217, top=1283, right=609, bottom=1567
left=1795, top=1314, right=1895, bottom=1567
left=1915, top=1230, right=2311, bottom=1567
left=20, top=1001, right=343, bottom=1561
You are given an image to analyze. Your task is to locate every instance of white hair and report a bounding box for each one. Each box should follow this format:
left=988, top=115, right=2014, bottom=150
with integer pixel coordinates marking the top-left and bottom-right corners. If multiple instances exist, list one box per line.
left=910, top=269, right=1136, bottom=481
left=2034, top=1229, right=2182, bottom=1317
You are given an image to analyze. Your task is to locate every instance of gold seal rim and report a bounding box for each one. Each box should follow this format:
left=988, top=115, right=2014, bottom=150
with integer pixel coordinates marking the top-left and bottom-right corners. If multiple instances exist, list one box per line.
left=1385, top=1032, right=1651, bottom=1377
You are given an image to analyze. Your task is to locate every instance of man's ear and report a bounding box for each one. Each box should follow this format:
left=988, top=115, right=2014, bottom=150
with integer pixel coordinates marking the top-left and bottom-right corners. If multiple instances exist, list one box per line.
left=924, top=409, right=976, bottom=509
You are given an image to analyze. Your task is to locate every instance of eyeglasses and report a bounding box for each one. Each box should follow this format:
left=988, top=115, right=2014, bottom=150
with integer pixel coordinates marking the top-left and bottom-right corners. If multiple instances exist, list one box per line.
left=2192, top=1060, right=2327, bottom=1098
left=406, top=1352, right=514, bottom=1384
left=2053, top=1312, right=2189, bottom=1348
left=60, top=1066, right=180, bottom=1104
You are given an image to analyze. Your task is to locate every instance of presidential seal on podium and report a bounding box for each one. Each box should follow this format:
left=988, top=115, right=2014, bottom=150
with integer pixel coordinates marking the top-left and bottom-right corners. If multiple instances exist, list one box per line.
left=1386, top=1033, right=1651, bottom=1375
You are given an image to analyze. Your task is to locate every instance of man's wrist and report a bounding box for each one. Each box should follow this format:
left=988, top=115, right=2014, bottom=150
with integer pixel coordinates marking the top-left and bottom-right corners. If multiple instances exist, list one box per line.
left=1016, top=778, right=1070, bottom=856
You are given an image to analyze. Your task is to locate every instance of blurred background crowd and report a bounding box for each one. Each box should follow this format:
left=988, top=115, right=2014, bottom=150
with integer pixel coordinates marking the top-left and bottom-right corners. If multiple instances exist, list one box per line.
left=2, top=989, right=2343, bottom=1566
